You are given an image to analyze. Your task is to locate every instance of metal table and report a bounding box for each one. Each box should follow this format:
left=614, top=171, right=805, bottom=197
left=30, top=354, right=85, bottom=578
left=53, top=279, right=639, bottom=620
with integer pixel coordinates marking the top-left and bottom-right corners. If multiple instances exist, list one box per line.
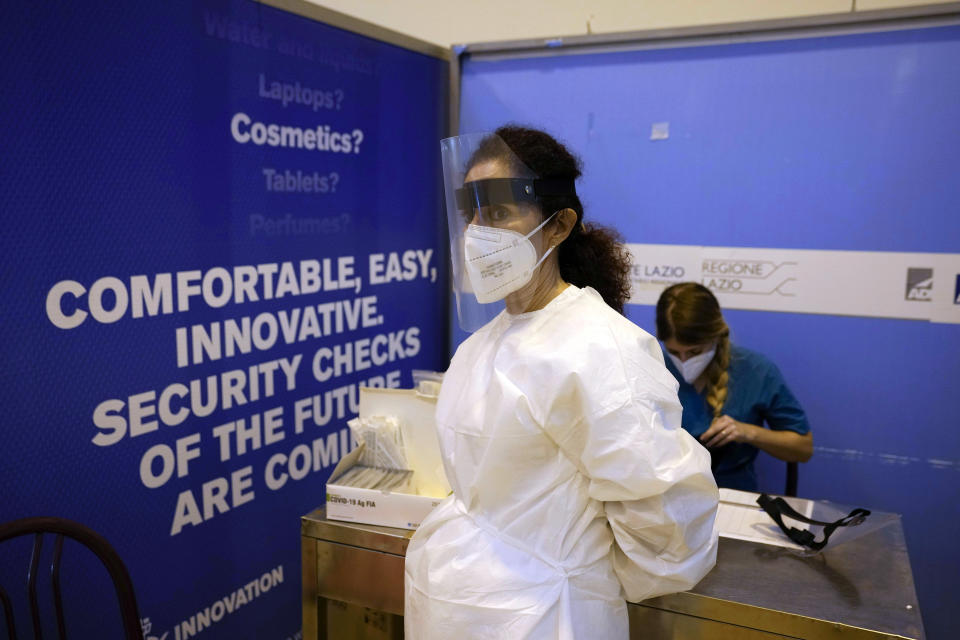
left=301, top=506, right=924, bottom=639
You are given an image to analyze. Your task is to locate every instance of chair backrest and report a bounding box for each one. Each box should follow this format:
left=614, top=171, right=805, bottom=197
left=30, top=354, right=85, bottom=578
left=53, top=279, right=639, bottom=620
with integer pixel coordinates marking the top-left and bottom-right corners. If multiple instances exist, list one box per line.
left=785, top=461, right=798, bottom=497
left=0, top=517, right=144, bottom=640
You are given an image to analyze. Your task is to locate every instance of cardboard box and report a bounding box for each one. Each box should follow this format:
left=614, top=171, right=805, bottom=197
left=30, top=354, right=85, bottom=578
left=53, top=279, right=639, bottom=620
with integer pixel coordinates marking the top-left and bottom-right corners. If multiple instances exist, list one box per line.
left=326, top=386, right=450, bottom=529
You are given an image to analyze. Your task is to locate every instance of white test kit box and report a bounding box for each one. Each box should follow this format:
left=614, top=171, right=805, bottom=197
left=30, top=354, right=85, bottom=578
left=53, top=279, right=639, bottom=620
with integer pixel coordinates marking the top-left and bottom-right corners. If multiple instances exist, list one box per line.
left=325, top=386, right=451, bottom=530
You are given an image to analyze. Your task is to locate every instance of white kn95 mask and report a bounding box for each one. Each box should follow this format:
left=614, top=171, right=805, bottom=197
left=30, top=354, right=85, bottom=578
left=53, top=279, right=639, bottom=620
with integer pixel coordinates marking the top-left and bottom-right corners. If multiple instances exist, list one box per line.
left=668, top=345, right=717, bottom=385
left=463, top=211, right=557, bottom=304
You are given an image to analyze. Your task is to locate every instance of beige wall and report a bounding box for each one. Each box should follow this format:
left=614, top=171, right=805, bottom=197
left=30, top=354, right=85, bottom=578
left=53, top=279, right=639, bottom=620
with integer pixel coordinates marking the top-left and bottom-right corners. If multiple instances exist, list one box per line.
left=303, top=0, right=955, bottom=47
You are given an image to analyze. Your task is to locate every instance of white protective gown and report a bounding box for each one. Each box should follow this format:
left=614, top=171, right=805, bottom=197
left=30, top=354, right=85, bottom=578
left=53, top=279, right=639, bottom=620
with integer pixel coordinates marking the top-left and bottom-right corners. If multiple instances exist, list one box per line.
left=405, top=285, right=719, bottom=639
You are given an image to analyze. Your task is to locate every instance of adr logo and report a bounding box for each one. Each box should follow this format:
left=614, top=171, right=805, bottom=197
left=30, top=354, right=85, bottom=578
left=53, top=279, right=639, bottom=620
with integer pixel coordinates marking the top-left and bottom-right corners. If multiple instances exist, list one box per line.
left=905, top=268, right=933, bottom=301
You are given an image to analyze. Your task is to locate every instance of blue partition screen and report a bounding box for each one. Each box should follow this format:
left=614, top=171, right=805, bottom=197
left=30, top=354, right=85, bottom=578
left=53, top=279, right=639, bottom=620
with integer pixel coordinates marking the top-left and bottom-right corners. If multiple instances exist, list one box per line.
left=460, top=23, right=960, bottom=638
left=1, top=2, right=447, bottom=638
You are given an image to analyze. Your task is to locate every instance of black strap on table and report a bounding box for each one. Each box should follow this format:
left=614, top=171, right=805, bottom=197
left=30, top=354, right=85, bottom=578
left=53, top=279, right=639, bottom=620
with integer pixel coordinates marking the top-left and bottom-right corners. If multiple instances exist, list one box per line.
left=756, top=493, right=871, bottom=551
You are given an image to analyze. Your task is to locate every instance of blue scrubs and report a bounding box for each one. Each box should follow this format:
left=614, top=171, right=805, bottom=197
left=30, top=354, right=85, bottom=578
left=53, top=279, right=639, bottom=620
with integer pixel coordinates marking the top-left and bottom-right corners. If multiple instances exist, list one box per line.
left=663, top=345, right=810, bottom=491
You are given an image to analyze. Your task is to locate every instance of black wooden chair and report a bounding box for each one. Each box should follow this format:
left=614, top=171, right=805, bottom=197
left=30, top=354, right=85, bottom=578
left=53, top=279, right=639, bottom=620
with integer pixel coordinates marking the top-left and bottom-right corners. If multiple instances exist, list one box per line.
left=0, top=517, right=143, bottom=640
left=785, top=461, right=798, bottom=497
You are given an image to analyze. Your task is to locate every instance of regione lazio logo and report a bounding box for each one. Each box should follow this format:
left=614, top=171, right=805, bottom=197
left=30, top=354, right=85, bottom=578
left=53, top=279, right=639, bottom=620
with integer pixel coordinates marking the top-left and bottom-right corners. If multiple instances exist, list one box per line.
left=905, top=268, right=933, bottom=301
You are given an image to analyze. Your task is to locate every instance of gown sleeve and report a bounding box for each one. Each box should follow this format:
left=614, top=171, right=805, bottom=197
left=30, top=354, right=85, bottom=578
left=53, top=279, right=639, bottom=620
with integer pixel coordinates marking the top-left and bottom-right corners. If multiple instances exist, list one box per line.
left=544, top=341, right=720, bottom=603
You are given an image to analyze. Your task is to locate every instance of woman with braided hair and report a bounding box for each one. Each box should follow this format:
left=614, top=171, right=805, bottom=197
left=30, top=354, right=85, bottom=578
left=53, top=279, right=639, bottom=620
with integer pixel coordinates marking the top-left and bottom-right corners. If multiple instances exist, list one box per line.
left=656, top=282, right=813, bottom=491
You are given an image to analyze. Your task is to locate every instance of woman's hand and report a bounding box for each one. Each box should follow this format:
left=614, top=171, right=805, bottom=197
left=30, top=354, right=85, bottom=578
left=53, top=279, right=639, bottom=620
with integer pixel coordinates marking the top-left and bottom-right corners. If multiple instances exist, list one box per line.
left=701, top=415, right=814, bottom=462
left=700, top=415, right=755, bottom=448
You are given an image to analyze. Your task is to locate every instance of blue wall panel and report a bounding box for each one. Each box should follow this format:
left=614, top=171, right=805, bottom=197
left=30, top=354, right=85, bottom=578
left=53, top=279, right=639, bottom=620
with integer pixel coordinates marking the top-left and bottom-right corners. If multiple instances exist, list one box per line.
left=461, top=23, right=960, bottom=637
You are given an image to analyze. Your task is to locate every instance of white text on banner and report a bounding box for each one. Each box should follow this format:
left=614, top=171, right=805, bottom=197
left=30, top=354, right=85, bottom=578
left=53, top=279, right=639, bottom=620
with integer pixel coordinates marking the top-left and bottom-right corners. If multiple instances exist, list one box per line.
left=626, top=244, right=960, bottom=324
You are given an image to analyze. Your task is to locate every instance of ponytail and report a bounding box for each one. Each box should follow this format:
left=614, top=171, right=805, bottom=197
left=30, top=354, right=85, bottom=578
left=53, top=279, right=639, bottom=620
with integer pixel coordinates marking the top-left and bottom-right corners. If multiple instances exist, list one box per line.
left=704, top=330, right=731, bottom=418
left=557, top=222, right=632, bottom=314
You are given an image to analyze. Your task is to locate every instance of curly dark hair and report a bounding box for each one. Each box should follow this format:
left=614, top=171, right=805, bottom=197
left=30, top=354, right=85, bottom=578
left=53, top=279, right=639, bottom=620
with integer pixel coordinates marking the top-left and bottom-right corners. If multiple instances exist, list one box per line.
left=467, top=125, right=633, bottom=313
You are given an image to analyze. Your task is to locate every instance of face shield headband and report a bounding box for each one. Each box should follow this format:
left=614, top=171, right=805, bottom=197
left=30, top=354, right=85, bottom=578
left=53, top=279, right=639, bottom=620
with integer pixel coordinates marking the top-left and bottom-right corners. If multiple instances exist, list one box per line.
left=454, top=177, right=578, bottom=214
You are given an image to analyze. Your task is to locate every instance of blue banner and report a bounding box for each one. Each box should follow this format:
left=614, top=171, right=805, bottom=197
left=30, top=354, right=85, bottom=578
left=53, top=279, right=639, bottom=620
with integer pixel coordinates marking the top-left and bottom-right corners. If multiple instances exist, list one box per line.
left=1, top=2, right=447, bottom=638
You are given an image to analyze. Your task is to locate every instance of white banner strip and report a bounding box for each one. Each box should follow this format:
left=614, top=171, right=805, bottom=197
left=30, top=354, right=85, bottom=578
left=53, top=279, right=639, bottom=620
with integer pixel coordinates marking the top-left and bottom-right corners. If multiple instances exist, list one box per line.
left=626, top=244, right=960, bottom=324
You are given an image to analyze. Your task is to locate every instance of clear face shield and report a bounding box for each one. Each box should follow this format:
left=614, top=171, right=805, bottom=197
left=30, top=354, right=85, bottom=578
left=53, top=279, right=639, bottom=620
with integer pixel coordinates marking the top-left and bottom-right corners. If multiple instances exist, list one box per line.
left=441, top=133, right=575, bottom=332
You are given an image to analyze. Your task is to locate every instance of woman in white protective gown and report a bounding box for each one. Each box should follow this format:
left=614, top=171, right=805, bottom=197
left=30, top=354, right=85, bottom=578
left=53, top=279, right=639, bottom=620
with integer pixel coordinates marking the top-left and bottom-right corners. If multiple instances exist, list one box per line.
left=404, top=126, right=719, bottom=639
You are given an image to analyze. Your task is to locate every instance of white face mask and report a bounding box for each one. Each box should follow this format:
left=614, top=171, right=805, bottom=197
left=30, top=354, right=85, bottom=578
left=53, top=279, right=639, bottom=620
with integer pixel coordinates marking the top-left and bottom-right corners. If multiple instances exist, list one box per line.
left=463, top=212, right=557, bottom=304
left=668, top=345, right=717, bottom=385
